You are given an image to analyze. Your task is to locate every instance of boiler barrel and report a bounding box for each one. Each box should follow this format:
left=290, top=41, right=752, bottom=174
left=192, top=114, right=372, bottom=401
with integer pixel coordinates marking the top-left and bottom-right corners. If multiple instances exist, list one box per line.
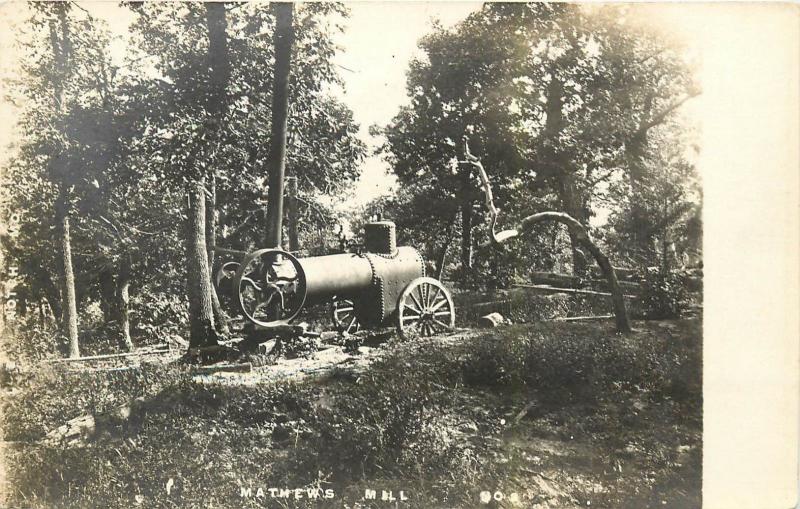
left=299, top=253, right=373, bottom=304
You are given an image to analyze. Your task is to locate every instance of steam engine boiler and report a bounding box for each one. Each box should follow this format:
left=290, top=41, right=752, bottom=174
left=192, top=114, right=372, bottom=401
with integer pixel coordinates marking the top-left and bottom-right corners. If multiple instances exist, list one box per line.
left=228, top=221, right=455, bottom=337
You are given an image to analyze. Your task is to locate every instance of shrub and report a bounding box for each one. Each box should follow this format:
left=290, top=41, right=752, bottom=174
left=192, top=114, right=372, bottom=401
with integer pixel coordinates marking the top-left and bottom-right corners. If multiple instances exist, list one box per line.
left=0, top=321, right=62, bottom=363
left=639, top=269, right=688, bottom=319
left=462, top=328, right=531, bottom=390
left=293, top=346, right=463, bottom=483
left=131, top=290, right=187, bottom=346
left=1, top=362, right=190, bottom=442
left=462, top=321, right=701, bottom=407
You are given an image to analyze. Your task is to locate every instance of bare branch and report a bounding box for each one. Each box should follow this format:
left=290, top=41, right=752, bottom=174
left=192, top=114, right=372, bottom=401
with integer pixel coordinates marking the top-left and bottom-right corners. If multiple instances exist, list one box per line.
left=637, top=91, right=699, bottom=135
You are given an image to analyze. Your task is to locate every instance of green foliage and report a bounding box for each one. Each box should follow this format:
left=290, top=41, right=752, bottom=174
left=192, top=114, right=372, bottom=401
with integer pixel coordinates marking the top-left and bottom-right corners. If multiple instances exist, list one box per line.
left=0, top=322, right=62, bottom=363
left=462, top=321, right=701, bottom=408
left=462, top=330, right=533, bottom=391
left=376, top=3, right=700, bottom=284
left=2, top=320, right=701, bottom=508
left=131, top=289, right=187, bottom=344
left=639, top=268, right=688, bottom=319
left=126, top=2, right=366, bottom=240
left=293, top=347, right=463, bottom=482
left=2, top=362, right=190, bottom=442
left=2, top=3, right=367, bottom=352
left=605, top=123, right=702, bottom=269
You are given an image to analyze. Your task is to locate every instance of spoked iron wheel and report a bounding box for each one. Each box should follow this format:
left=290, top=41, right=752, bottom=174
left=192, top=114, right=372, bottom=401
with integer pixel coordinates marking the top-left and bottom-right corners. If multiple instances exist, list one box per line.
left=331, top=298, right=361, bottom=334
left=396, top=277, right=455, bottom=339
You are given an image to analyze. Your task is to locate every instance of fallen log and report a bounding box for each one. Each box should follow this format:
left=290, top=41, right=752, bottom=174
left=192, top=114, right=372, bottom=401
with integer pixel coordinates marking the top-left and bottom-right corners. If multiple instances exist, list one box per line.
left=44, top=397, right=146, bottom=447
left=530, top=271, right=583, bottom=288
left=66, top=366, right=142, bottom=374
left=212, top=246, right=248, bottom=257
left=46, top=348, right=171, bottom=363
left=551, top=315, right=614, bottom=322
left=192, top=362, right=252, bottom=375
left=591, top=266, right=638, bottom=281
left=590, top=279, right=642, bottom=292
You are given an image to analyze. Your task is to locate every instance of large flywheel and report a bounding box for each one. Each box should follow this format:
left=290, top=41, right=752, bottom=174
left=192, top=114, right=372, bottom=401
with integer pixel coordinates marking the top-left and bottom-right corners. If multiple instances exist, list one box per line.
left=233, top=249, right=307, bottom=327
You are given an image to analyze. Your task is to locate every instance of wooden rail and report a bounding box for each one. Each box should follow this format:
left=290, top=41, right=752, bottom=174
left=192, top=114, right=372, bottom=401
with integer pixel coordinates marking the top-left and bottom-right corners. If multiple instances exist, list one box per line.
left=514, top=283, right=638, bottom=299
left=46, top=347, right=171, bottom=363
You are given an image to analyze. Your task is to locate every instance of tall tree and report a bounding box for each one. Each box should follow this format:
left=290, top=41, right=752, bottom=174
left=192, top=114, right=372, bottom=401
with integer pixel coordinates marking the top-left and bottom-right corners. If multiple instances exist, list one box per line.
left=264, top=2, right=294, bottom=248
left=606, top=119, right=701, bottom=269
left=4, top=3, right=137, bottom=355
left=125, top=2, right=365, bottom=344
left=186, top=175, right=218, bottom=347
left=49, top=4, right=80, bottom=357
left=181, top=1, right=242, bottom=349
left=379, top=3, right=698, bottom=281
left=204, top=2, right=232, bottom=335
left=2, top=2, right=366, bottom=357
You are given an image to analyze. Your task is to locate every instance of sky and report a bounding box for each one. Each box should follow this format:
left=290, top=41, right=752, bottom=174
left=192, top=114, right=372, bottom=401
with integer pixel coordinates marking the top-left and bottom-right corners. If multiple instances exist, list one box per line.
left=0, top=1, right=483, bottom=206
left=0, top=1, right=719, bottom=208
left=329, top=2, right=482, bottom=201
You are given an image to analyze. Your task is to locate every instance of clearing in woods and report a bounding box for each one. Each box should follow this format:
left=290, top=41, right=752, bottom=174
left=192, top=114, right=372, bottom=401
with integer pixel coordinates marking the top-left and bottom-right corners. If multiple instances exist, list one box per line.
left=1, top=318, right=701, bottom=509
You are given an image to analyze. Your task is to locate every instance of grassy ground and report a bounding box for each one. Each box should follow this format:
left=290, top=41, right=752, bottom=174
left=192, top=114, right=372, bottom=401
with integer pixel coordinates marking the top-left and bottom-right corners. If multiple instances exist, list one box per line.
left=1, top=318, right=701, bottom=508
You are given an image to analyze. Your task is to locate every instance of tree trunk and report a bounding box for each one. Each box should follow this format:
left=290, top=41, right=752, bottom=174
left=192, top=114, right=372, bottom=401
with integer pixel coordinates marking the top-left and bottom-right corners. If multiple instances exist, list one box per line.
left=264, top=2, right=294, bottom=248
left=556, top=174, right=590, bottom=276
left=114, top=253, right=133, bottom=351
left=55, top=189, right=80, bottom=357
left=287, top=176, right=299, bottom=252
left=206, top=171, right=217, bottom=269
left=515, top=212, right=631, bottom=333
left=41, top=271, right=62, bottom=328
left=435, top=241, right=449, bottom=280
left=435, top=213, right=459, bottom=279
left=625, top=132, right=654, bottom=264
left=460, top=201, right=473, bottom=274
left=186, top=179, right=218, bottom=348
left=205, top=2, right=231, bottom=100
left=49, top=4, right=78, bottom=357
left=541, top=73, right=590, bottom=276
left=100, top=262, right=133, bottom=350
left=98, top=267, right=115, bottom=324
left=204, top=2, right=231, bottom=337
left=205, top=170, right=229, bottom=335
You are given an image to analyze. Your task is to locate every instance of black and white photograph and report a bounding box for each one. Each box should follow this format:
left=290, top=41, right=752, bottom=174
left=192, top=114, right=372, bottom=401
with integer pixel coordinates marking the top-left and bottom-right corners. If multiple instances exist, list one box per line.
left=0, top=2, right=796, bottom=508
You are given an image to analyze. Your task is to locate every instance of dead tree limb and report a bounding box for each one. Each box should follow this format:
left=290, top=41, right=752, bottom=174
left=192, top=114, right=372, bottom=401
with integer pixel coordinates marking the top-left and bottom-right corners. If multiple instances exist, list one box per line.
left=514, top=212, right=632, bottom=333
left=462, top=138, right=631, bottom=332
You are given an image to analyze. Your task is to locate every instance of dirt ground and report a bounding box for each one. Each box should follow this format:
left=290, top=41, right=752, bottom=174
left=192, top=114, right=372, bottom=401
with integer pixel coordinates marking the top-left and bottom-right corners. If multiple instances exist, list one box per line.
left=1, top=318, right=702, bottom=508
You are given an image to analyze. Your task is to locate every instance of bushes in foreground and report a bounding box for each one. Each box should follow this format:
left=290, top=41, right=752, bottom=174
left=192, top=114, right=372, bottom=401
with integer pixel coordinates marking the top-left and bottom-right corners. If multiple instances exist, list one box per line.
left=2, top=319, right=702, bottom=508
left=1, top=362, right=190, bottom=442
left=462, top=320, right=701, bottom=407
left=276, top=343, right=460, bottom=481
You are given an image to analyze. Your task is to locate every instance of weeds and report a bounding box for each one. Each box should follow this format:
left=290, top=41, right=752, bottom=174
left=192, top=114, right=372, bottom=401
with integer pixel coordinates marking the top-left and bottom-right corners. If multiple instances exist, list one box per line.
left=462, top=320, right=701, bottom=409
left=2, top=319, right=701, bottom=508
